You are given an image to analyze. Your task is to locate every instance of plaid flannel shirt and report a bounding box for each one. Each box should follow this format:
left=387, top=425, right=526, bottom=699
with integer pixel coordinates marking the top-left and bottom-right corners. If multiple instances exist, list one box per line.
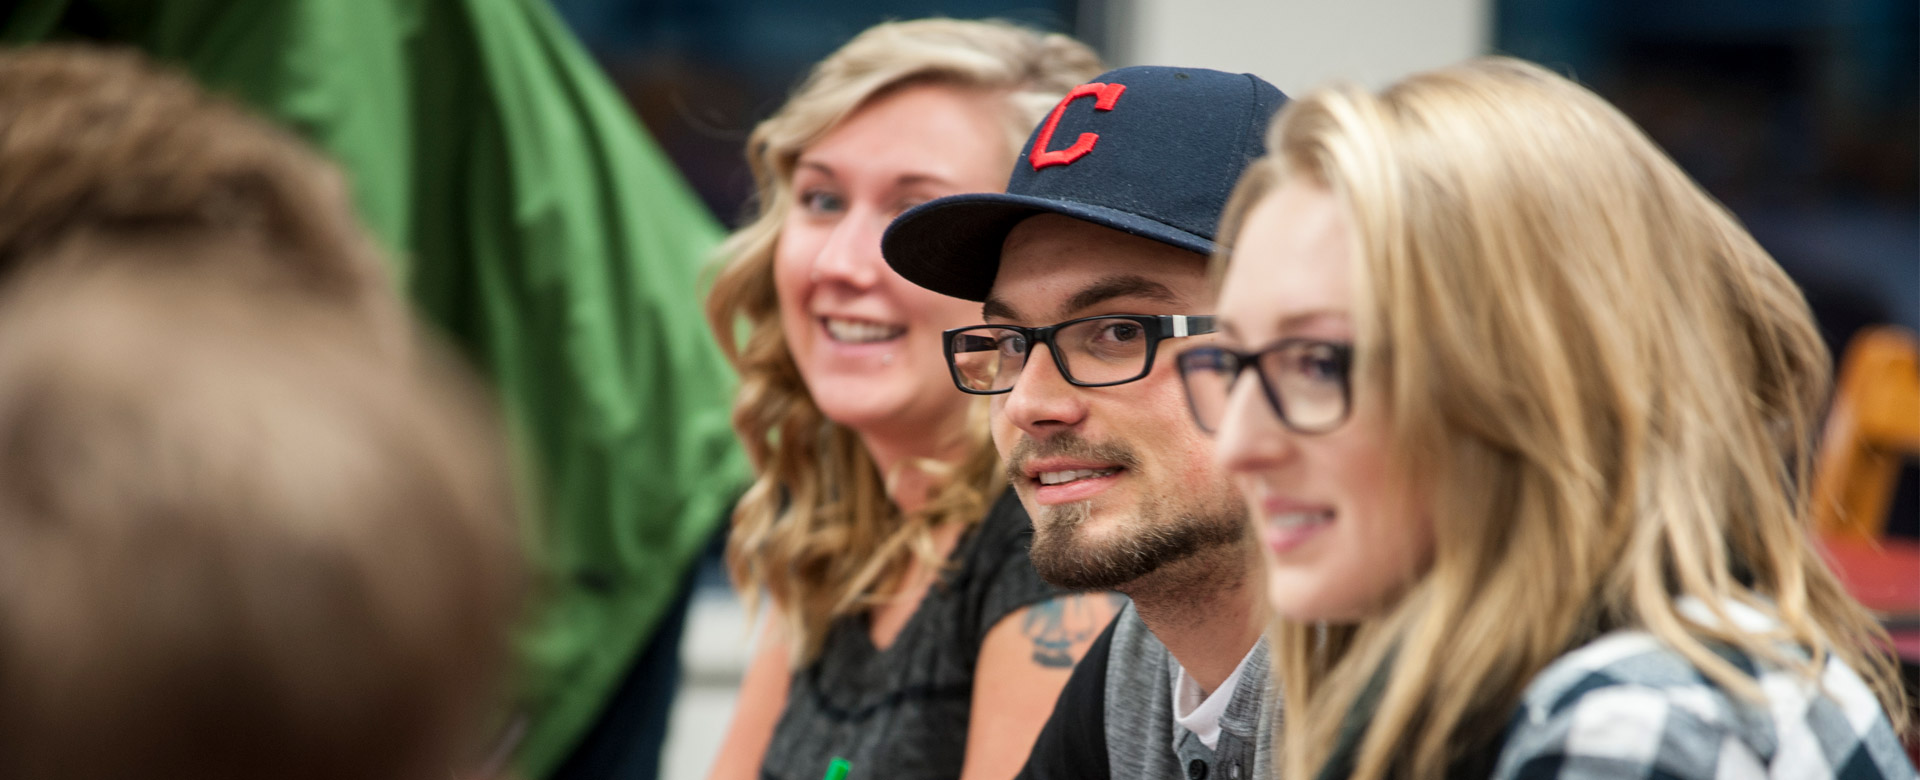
left=1493, top=601, right=1916, bottom=779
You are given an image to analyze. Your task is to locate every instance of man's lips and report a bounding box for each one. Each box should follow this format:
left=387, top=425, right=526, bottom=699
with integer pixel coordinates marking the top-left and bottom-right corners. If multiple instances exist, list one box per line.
left=1037, top=467, right=1119, bottom=485
left=1006, top=433, right=1141, bottom=507
left=1023, top=460, right=1127, bottom=506
left=1021, top=457, right=1122, bottom=481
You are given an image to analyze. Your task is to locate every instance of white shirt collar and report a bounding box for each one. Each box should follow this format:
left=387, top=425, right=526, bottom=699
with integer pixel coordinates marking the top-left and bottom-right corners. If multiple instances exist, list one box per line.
left=1169, top=643, right=1260, bottom=751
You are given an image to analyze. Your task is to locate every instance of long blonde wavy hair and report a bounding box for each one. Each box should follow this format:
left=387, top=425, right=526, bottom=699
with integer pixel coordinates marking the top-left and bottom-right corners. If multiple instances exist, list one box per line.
left=1213, top=57, right=1909, bottom=778
left=704, top=18, right=1101, bottom=665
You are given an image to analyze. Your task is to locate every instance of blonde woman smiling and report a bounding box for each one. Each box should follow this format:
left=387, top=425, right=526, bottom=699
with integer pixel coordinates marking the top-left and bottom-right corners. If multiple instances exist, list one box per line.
left=704, top=19, right=1115, bottom=780
left=1180, top=57, right=1913, bottom=779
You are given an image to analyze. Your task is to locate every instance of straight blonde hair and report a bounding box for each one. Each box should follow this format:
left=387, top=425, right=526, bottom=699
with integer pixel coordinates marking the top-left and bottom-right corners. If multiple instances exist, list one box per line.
left=704, top=18, right=1101, bottom=664
left=1214, top=57, right=1907, bottom=778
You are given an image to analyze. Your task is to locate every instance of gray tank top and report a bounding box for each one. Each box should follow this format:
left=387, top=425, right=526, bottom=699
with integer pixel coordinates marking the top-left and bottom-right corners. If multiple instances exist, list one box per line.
left=758, top=488, right=1062, bottom=780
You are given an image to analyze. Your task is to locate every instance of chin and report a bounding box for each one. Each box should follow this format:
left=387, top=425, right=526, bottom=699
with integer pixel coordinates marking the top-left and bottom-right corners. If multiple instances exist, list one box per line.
left=1024, top=502, right=1073, bottom=541
left=1026, top=500, right=1090, bottom=546
left=1264, top=574, right=1332, bottom=623
left=1032, top=499, right=1112, bottom=536
left=809, top=381, right=907, bottom=424
left=816, top=401, right=891, bottom=430
left=1266, top=590, right=1307, bottom=622
left=1267, top=590, right=1377, bottom=625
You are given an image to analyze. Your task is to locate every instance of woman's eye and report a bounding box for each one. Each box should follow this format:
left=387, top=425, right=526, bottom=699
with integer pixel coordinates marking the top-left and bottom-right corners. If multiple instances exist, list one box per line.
left=798, top=190, right=846, bottom=215
left=1297, top=345, right=1349, bottom=382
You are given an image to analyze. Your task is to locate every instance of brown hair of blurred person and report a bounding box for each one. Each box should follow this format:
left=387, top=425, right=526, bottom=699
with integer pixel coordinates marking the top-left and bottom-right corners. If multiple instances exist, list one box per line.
left=0, top=259, right=524, bottom=780
left=0, top=45, right=396, bottom=324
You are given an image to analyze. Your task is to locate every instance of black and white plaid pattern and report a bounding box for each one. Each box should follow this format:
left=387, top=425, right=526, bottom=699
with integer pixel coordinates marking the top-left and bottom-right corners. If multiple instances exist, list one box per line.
left=1493, top=601, right=1917, bottom=779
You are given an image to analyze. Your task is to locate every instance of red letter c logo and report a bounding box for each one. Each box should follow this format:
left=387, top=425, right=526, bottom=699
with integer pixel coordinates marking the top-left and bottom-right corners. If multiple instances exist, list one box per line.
left=1030, top=82, right=1127, bottom=170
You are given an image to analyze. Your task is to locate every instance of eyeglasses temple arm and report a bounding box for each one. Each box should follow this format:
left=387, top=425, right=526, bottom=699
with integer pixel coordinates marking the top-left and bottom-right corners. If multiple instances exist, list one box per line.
left=1168, top=315, right=1216, bottom=338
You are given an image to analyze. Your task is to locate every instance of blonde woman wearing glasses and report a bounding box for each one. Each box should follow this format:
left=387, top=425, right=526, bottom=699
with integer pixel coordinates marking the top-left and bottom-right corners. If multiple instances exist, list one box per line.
left=1181, top=57, right=1913, bottom=779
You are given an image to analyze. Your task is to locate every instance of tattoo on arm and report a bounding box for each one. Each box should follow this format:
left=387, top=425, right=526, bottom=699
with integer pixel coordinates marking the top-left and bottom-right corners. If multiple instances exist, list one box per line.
left=1020, top=593, right=1121, bottom=668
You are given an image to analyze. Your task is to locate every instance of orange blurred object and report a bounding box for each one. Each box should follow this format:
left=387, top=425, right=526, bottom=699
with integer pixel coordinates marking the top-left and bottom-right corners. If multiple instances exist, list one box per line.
left=1812, top=326, right=1920, bottom=757
left=1815, top=326, right=1920, bottom=540
left=1813, top=325, right=1920, bottom=641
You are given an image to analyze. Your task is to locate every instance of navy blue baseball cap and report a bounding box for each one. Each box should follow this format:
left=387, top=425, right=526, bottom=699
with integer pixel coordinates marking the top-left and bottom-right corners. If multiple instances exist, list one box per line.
left=882, top=65, right=1287, bottom=302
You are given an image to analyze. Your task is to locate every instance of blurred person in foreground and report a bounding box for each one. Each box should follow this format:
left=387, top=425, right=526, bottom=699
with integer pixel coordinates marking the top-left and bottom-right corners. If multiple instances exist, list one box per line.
left=0, top=261, right=523, bottom=780
left=0, top=45, right=395, bottom=322
left=884, top=66, right=1288, bottom=780
left=0, top=44, right=525, bottom=780
left=5, top=8, right=752, bottom=775
left=1186, top=56, right=1915, bottom=778
left=703, top=19, right=1111, bottom=780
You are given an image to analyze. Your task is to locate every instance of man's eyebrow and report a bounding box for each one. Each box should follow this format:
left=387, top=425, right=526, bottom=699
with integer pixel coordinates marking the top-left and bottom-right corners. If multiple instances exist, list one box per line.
left=981, top=297, right=1019, bottom=322
left=981, top=275, right=1183, bottom=324
left=1064, top=275, right=1182, bottom=314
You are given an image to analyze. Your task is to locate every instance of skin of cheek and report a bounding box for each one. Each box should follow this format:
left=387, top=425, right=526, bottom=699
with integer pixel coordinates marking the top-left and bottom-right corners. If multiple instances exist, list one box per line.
left=1260, top=408, right=1435, bottom=622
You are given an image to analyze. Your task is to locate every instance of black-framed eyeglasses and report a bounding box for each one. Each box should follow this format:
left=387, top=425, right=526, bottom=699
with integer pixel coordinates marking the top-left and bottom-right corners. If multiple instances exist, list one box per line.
left=1175, top=341, right=1354, bottom=434
left=943, top=315, right=1216, bottom=395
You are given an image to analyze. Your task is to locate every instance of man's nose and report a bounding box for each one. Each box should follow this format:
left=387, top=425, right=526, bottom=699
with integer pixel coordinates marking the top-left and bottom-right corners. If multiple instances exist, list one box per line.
left=1001, top=343, right=1089, bottom=435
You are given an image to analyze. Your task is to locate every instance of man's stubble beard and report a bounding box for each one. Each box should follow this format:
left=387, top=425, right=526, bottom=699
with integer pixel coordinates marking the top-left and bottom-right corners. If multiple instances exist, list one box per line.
left=1025, top=478, right=1248, bottom=594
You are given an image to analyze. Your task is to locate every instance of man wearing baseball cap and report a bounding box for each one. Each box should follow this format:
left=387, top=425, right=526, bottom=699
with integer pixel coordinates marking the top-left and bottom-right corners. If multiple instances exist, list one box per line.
left=883, top=66, right=1286, bottom=780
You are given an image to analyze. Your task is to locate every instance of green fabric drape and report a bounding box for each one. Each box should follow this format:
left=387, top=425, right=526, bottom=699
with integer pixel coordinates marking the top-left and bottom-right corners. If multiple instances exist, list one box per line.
left=4, top=2, right=749, bottom=775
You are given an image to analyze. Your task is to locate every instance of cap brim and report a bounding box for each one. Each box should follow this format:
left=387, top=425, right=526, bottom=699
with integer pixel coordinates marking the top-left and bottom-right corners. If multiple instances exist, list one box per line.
left=882, top=192, right=1217, bottom=302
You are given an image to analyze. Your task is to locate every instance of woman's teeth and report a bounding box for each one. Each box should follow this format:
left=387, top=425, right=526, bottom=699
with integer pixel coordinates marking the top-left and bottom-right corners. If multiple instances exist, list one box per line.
left=824, top=317, right=905, bottom=344
left=1038, top=468, right=1118, bottom=486
left=1268, top=509, right=1334, bottom=530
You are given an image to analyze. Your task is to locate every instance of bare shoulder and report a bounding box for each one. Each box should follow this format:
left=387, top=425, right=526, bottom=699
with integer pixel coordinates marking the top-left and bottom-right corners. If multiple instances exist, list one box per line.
left=1014, top=592, right=1127, bottom=668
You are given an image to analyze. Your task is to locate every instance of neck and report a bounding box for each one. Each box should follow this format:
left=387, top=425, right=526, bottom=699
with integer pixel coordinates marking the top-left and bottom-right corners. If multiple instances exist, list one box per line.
left=858, top=427, right=971, bottom=515
left=1122, top=542, right=1265, bottom=695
